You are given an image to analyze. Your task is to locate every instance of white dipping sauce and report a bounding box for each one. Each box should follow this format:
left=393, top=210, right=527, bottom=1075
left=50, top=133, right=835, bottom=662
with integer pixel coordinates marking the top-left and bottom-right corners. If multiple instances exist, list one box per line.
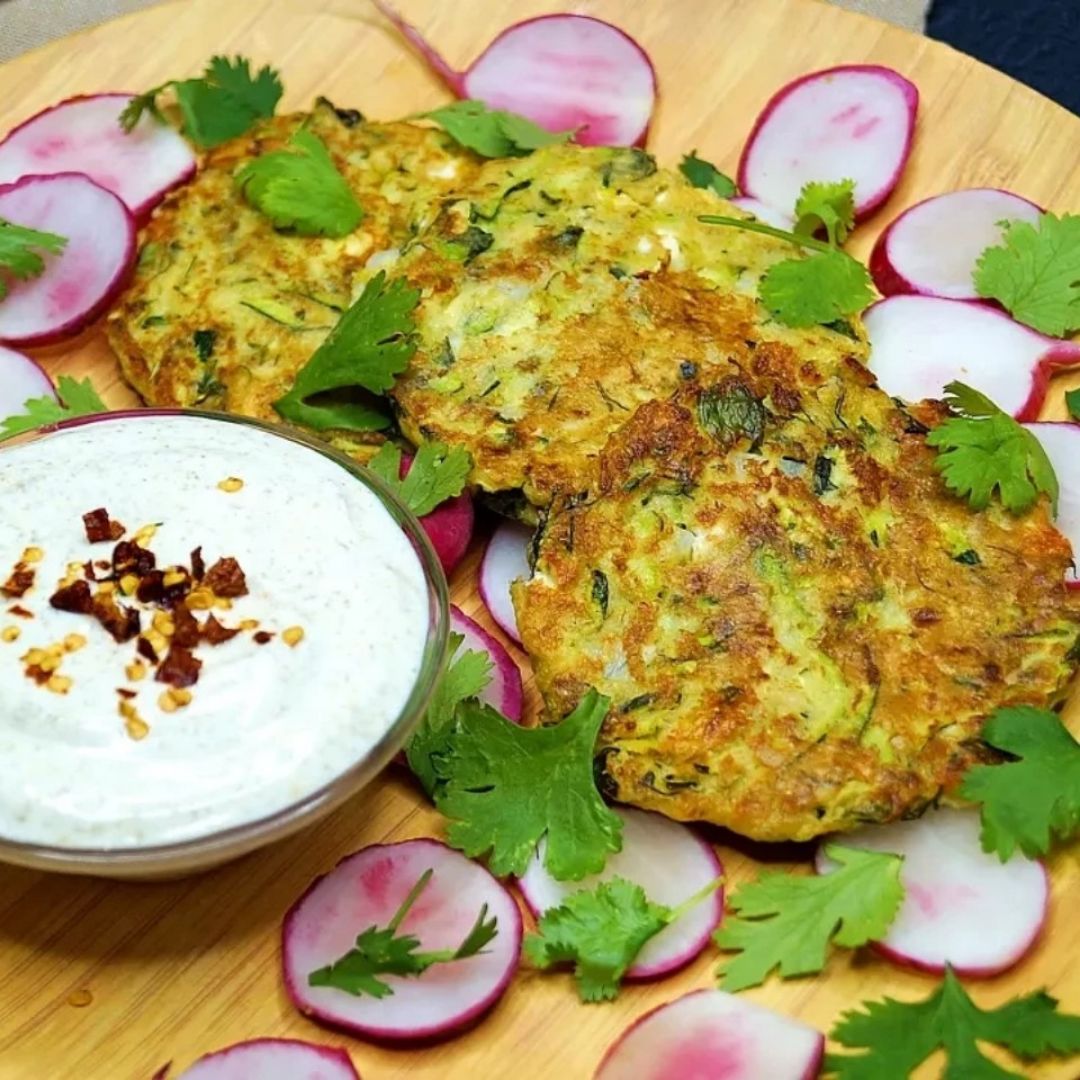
left=0, top=415, right=429, bottom=849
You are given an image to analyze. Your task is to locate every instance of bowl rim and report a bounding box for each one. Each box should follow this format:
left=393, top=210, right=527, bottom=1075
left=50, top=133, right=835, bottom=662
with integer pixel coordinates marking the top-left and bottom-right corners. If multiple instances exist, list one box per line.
left=0, top=407, right=450, bottom=871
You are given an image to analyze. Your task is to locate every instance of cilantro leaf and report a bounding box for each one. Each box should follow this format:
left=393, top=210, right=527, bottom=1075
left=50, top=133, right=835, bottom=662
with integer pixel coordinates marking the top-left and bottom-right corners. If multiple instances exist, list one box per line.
left=926, top=381, right=1059, bottom=515
left=425, top=100, right=574, bottom=159
left=794, top=179, right=856, bottom=247
left=308, top=868, right=497, bottom=999
left=1066, top=387, right=1080, bottom=422
left=959, top=705, right=1080, bottom=860
left=679, top=151, right=737, bottom=198
left=205, top=55, right=283, bottom=119
left=759, top=248, right=874, bottom=327
left=274, top=271, right=419, bottom=432
left=367, top=441, right=472, bottom=517
left=236, top=128, right=362, bottom=237
left=713, top=845, right=903, bottom=992
left=0, top=218, right=67, bottom=298
left=434, top=689, right=622, bottom=880
left=974, top=212, right=1080, bottom=337
left=0, top=376, right=108, bottom=442
left=824, top=967, right=1080, bottom=1079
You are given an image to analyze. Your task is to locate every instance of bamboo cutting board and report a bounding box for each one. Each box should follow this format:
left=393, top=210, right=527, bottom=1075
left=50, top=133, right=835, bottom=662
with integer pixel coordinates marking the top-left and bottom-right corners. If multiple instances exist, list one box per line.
left=2, top=2, right=1080, bottom=1078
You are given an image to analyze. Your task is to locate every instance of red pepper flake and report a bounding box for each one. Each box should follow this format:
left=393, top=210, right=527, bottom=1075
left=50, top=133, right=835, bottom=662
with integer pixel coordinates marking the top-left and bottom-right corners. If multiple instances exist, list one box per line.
left=8, top=605, right=33, bottom=619
left=172, top=602, right=200, bottom=649
left=135, top=570, right=164, bottom=605
left=156, top=645, right=202, bottom=688
left=160, top=568, right=193, bottom=608
left=116, top=688, right=137, bottom=700
left=112, top=540, right=156, bottom=579
left=25, top=664, right=50, bottom=686
left=253, top=630, right=274, bottom=645
left=50, top=580, right=93, bottom=614
left=137, top=636, right=159, bottom=664
left=201, top=613, right=240, bottom=645
left=83, top=560, right=98, bottom=582
left=2, top=566, right=36, bottom=598
left=90, top=593, right=142, bottom=643
left=203, top=557, right=248, bottom=598
left=83, top=508, right=125, bottom=544
left=190, top=546, right=206, bottom=581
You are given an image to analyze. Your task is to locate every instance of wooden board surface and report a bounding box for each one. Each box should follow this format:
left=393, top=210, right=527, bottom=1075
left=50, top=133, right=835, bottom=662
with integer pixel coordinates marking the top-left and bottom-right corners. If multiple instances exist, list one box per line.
left=2, top=1, right=1080, bottom=1077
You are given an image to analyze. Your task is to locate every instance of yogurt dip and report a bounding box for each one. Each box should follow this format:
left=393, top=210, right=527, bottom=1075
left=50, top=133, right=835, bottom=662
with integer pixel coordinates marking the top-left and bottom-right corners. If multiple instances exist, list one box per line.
left=0, top=414, right=431, bottom=850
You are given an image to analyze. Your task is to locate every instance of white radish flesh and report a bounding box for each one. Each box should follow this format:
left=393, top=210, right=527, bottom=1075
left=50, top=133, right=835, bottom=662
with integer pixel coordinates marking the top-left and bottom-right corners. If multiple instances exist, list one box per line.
left=864, top=295, right=1080, bottom=419
left=0, top=95, right=196, bottom=218
left=1023, top=422, right=1080, bottom=589
left=594, top=989, right=825, bottom=1080
left=479, top=519, right=533, bottom=644
left=173, top=1038, right=359, bottom=1079
left=738, top=65, right=918, bottom=219
left=816, top=808, right=1047, bottom=977
left=374, top=3, right=656, bottom=147
left=450, top=605, right=524, bottom=722
left=0, top=173, right=136, bottom=346
left=870, top=188, right=1042, bottom=300
left=729, top=195, right=796, bottom=231
left=0, top=345, right=54, bottom=414
left=518, top=807, right=722, bottom=980
left=283, top=839, right=521, bottom=1042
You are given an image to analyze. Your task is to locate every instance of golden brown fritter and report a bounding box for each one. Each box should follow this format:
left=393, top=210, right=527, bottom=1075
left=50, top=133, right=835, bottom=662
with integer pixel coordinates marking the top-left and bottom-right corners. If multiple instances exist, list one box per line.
left=514, top=350, right=1080, bottom=842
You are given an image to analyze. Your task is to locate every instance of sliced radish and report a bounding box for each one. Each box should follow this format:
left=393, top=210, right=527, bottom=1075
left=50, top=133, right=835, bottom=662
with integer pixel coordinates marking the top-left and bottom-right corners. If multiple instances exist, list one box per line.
left=399, top=451, right=474, bottom=575
left=729, top=195, right=796, bottom=231
left=816, top=809, right=1047, bottom=977
left=0, top=173, right=136, bottom=346
left=864, top=295, right=1080, bottom=420
left=1023, top=422, right=1080, bottom=589
left=870, top=189, right=1042, bottom=300
left=519, top=807, right=722, bottom=980
left=283, top=839, right=521, bottom=1043
left=0, top=95, right=196, bottom=219
left=595, top=989, right=824, bottom=1080
left=374, top=3, right=656, bottom=147
left=738, top=65, right=918, bottom=220
left=450, top=605, right=523, bottom=722
left=479, top=519, right=533, bottom=644
left=171, top=1038, right=359, bottom=1079
left=0, top=345, right=54, bottom=414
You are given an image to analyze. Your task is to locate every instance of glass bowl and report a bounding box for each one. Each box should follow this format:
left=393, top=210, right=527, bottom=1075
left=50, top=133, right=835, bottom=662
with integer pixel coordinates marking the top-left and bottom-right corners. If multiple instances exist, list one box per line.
left=0, top=410, right=449, bottom=879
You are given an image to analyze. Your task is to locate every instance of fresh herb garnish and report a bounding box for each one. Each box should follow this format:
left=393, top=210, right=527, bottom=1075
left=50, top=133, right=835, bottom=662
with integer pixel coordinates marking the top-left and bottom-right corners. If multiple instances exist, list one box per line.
left=121, top=55, right=283, bottom=149
left=926, top=381, right=1058, bottom=515
left=713, top=845, right=903, bottom=992
left=679, top=151, right=737, bottom=198
left=824, top=967, right=1080, bottom=1079
left=1066, top=387, right=1080, bottom=422
left=959, top=704, right=1080, bottom=860
left=433, top=689, right=622, bottom=880
left=424, top=100, right=574, bottom=159
left=525, top=875, right=722, bottom=1002
left=368, top=441, right=472, bottom=517
left=0, top=218, right=67, bottom=298
left=0, top=376, right=108, bottom=442
left=307, top=867, right=497, bottom=999
left=793, top=178, right=856, bottom=246
left=274, top=271, right=419, bottom=433
left=236, top=128, right=362, bottom=237
left=974, top=212, right=1080, bottom=337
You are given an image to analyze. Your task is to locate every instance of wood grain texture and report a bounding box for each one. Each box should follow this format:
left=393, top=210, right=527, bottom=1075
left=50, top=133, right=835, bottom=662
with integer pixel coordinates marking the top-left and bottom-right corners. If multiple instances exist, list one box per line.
left=1, top=2, right=1080, bottom=1078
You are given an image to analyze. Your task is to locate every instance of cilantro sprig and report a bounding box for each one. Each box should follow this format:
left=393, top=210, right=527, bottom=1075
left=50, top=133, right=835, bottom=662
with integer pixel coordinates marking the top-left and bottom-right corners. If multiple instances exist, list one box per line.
left=713, top=845, right=903, bottom=992
left=368, top=441, right=472, bottom=518
left=0, top=218, right=67, bottom=299
left=926, top=382, right=1058, bottom=515
left=1066, top=387, right=1080, bottom=422
left=424, top=100, right=574, bottom=158
left=0, top=376, right=108, bottom=442
left=307, top=867, right=497, bottom=999
left=525, top=875, right=722, bottom=1002
left=794, top=179, right=856, bottom=247
left=824, top=967, right=1080, bottom=1079
left=679, top=151, right=737, bottom=199
left=960, top=704, right=1080, bottom=861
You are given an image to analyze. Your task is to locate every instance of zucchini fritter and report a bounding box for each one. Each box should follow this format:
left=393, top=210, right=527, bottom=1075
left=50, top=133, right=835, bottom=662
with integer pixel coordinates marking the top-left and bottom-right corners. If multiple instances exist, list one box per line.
left=514, top=355, right=1080, bottom=841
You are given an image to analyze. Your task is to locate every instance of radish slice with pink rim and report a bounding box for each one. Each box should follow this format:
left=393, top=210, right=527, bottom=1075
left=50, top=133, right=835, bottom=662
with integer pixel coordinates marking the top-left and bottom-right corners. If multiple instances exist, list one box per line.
left=0, top=95, right=196, bottom=219
left=0, top=173, right=136, bottom=346
left=816, top=808, right=1048, bottom=977
left=518, top=806, right=722, bottom=980
left=479, top=519, right=532, bottom=644
left=1023, top=422, right=1080, bottom=589
left=0, top=345, right=54, bottom=414
left=450, top=605, right=523, bottom=722
left=283, top=839, right=522, bottom=1043
left=594, top=989, right=824, bottom=1080
left=870, top=188, right=1042, bottom=300
left=864, top=295, right=1080, bottom=419
left=399, top=452, right=474, bottom=576
left=373, top=3, right=656, bottom=147
left=729, top=195, right=796, bottom=231
left=738, top=64, right=918, bottom=220
left=168, top=1038, right=360, bottom=1079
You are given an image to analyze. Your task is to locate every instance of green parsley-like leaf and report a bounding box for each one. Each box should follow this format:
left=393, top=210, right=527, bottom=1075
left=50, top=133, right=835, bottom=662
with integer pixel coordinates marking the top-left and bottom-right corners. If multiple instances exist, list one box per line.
left=974, top=212, right=1080, bottom=337
left=425, top=100, right=574, bottom=159
left=926, top=381, right=1059, bottom=515
left=274, top=271, right=419, bottom=433
left=0, top=376, right=108, bottom=442
left=434, top=689, right=622, bottom=880
left=0, top=218, right=67, bottom=298
left=367, top=441, right=472, bottom=517
left=1065, top=387, right=1080, bottom=422
left=713, top=845, right=903, bottom=992
left=794, top=179, right=857, bottom=247
left=236, top=128, right=362, bottom=238
left=958, top=704, right=1080, bottom=860
left=679, top=151, right=737, bottom=198
left=824, top=967, right=1080, bottom=1079
left=759, top=248, right=874, bottom=327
